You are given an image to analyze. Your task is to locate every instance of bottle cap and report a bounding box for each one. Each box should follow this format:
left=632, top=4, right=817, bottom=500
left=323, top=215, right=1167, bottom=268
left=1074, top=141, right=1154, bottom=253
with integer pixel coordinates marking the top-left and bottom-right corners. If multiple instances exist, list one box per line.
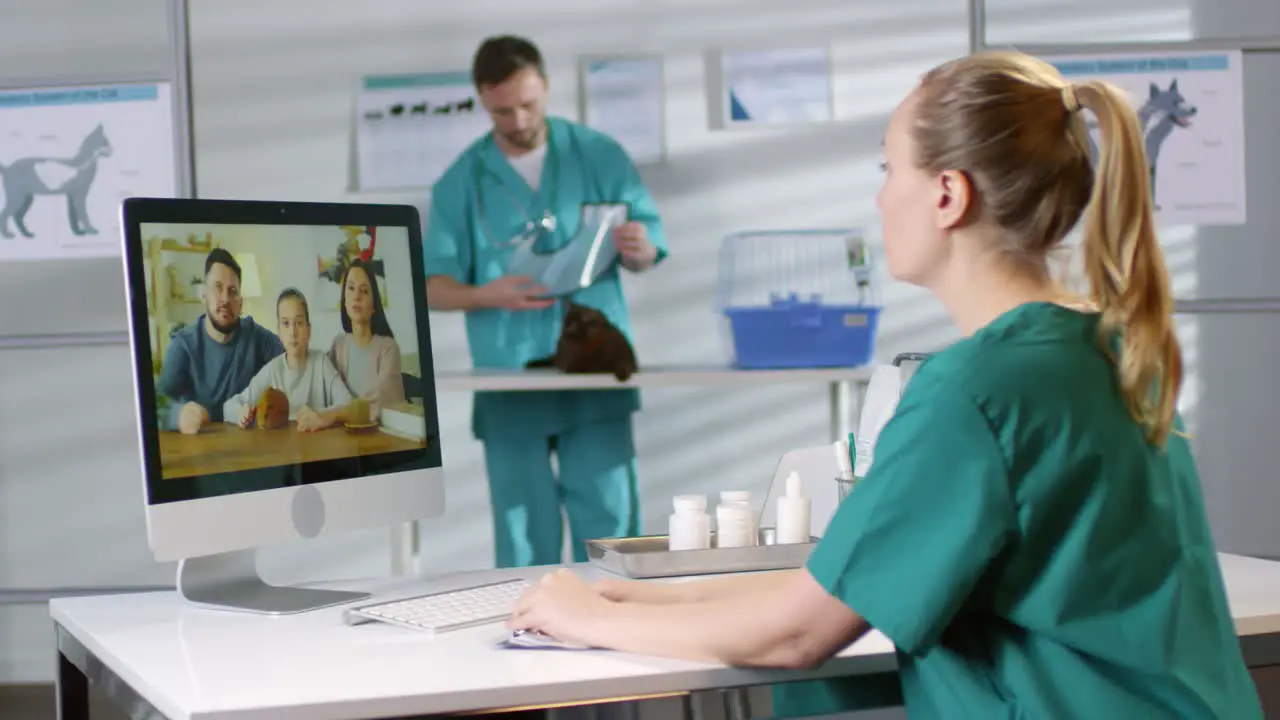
left=720, top=490, right=752, bottom=505
left=785, top=471, right=802, bottom=497
left=673, top=494, right=706, bottom=513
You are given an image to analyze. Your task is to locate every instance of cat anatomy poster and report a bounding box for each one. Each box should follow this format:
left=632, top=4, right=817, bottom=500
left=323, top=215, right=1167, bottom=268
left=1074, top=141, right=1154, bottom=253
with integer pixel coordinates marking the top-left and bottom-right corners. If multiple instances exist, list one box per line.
left=0, top=80, right=179, bottom=261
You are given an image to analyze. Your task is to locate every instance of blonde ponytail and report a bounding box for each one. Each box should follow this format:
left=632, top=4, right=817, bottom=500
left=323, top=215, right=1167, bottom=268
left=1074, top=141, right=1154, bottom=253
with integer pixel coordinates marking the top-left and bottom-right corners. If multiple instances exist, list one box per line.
left=1073, top=80, right=1183, bottom=445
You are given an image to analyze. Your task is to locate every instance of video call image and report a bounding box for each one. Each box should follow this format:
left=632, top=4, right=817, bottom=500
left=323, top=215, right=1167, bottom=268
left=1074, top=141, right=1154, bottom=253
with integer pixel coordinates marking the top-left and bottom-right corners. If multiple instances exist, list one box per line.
left=139, top=222, right=430, bottom=481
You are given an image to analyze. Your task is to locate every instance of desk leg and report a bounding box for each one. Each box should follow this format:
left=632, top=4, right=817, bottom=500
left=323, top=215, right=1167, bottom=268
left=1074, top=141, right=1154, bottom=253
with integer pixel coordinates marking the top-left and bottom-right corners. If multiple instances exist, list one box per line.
left=682, top=693, right=711, bottom=720
left=721, top=689, right=752, bottom=720
left=1250, top=666, right=1280, bottom=715
left=56, top=623, right=169, bottom=720
left=56, top=651, right=89, bottom=720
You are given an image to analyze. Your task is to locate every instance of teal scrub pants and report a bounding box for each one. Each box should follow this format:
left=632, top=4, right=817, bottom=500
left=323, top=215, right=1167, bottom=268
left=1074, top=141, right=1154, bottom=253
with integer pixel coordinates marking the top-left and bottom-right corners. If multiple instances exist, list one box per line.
left=482, top=415, right=640, bottom=568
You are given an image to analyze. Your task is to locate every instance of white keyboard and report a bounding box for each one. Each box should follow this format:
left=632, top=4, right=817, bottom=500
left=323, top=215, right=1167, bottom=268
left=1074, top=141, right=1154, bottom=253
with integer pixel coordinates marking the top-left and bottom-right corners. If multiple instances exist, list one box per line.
left=343, top=578, right=531, bottom=634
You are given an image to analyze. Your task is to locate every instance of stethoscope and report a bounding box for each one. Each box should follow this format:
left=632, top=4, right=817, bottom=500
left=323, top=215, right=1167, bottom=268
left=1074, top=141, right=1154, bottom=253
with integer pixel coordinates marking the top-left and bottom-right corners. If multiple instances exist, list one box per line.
left=473, top=130, right=563, bottom=251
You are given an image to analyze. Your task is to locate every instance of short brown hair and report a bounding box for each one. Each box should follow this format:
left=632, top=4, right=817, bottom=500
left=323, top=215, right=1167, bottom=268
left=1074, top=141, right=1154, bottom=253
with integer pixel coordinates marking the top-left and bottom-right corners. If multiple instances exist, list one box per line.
left=472, top=35, right=544, bottom=89
left=913, top=51, right=1181, bottom=445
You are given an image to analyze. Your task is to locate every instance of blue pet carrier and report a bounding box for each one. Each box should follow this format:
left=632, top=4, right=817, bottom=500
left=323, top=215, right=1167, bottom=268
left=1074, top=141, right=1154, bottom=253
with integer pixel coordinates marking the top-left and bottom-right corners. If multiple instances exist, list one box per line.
left=717, top=229, right=882, bottom=369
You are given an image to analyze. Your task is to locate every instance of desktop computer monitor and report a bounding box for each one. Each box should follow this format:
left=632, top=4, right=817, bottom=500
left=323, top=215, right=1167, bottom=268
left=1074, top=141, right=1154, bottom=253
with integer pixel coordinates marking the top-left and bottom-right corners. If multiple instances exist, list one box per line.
left=119, top=198, right=445, bottom=614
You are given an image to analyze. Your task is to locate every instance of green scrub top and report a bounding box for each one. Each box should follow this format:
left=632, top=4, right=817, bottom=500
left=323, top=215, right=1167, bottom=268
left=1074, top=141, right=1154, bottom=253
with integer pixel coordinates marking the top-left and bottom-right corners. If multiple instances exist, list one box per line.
left=777, top=302, right=1262, bottom=719
left=422, top=116, right=668, bottom=440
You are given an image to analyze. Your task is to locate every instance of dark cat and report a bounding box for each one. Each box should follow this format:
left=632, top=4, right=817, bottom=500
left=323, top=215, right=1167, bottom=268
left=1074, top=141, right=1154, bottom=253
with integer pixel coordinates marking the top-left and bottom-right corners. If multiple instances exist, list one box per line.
left=526, top=302, right=638, bottom=382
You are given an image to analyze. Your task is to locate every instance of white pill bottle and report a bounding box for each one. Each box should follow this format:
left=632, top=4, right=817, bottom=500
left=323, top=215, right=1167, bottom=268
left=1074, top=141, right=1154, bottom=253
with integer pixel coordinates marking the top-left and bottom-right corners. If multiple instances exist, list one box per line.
left=668, top=494, right=711, bottom=551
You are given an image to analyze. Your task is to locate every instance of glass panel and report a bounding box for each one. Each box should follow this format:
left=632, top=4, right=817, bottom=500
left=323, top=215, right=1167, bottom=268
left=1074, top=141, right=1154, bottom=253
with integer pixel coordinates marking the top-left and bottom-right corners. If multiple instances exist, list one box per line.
left=983, top=0, right=1194, bottom=47
left=1178, top=311, right=1280, bottom=559
left=1189, top=50, right=1280, bottom=302
left=1193, top=0, right=1280, bottom=41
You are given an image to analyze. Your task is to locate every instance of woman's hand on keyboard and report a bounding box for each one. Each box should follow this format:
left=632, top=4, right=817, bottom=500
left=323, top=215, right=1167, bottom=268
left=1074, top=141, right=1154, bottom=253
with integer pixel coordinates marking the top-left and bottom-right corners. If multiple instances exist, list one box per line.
left=508, top=569, right=611, bottom=647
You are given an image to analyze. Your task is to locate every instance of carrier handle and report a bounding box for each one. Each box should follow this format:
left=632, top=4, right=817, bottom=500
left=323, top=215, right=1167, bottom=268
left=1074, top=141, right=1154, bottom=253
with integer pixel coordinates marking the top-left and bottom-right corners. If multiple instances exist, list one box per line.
left=892, top=352, right=930, bottom=367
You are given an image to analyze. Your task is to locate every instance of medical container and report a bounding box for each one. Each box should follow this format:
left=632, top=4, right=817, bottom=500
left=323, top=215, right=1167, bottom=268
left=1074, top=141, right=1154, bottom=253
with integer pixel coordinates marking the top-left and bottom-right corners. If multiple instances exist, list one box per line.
left=775, top=472, right=812, bottom=544
left=667, top=494, right=712, bottom=551
left=717, top=229, right=882, bottom=368
left=715, top=500, right=757, bottom=549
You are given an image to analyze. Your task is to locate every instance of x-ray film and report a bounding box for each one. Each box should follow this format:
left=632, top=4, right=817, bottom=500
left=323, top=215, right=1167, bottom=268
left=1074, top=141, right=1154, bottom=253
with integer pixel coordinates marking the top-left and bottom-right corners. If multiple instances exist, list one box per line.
left=507, top=203, right=628, bottom=297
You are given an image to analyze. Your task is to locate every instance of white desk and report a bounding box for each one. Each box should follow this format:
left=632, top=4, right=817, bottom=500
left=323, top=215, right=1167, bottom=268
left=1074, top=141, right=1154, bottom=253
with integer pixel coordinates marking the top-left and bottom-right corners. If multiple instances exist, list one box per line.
left=48, top=553, right=1280, bottom=720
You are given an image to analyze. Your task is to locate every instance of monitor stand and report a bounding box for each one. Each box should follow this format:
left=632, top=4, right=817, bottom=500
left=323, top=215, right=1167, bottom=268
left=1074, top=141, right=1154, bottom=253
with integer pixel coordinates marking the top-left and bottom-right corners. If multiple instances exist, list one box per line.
left=176, top=548, right=371, bottom=615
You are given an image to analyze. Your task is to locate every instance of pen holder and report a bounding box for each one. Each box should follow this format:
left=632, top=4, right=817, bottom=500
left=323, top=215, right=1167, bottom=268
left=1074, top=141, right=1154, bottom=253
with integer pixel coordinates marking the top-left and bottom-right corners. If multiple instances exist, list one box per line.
left=835, top=475, right=858, bottom=503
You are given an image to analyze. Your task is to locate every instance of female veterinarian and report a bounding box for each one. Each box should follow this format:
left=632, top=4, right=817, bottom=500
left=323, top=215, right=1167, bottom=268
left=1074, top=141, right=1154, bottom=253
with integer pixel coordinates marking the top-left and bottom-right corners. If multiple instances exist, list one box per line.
left=422, top=36, right=668, bottom=570
left=508, top=51, right=1263, bottom=719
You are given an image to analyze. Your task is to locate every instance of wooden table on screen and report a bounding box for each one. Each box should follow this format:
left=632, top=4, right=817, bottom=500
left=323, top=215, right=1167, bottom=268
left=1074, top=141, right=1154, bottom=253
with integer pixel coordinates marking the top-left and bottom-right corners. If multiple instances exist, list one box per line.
left=157, top=422, right=425, bottom=480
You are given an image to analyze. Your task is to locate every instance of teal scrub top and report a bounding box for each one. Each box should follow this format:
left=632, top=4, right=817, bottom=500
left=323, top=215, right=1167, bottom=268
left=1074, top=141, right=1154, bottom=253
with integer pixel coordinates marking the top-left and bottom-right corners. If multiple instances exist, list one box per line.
left=423, top=117, right=668, bottom=440
left=778, top=302, right=1262, bottom=719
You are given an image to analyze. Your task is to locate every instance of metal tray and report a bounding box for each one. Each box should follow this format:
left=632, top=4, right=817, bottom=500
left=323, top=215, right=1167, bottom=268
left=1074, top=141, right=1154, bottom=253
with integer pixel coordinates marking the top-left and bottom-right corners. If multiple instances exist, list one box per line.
left=586, top=528, right=817, bottom=579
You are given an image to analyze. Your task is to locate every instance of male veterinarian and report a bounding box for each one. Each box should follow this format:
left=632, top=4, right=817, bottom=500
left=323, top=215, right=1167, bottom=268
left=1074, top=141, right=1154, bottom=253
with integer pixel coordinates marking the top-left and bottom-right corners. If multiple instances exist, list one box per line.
left=423, top=35, right=668, bottom=568
left=156, top=248, right=283, bottom=436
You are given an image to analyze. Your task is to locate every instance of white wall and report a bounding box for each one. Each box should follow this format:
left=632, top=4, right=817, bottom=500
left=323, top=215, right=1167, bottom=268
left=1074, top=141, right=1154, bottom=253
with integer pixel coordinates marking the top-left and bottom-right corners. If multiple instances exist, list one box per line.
left=1185, top=0, right=1280, bottom=559
left=984, top=0, right=1193, bottom=44
left=0, top=0, right=1197, bottom=686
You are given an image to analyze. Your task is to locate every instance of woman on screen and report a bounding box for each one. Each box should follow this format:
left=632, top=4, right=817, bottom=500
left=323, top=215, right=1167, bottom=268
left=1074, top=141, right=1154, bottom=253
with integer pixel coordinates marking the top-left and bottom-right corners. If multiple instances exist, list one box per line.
left=328, top=259, right=405, bottom=421
left=223, top=288, right=354, bottom=432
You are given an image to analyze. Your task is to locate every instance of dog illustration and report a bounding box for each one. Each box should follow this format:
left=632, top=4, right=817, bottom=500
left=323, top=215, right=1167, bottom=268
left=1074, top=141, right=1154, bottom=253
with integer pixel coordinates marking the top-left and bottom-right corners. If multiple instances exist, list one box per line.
left=0, top=123, right=112, bottom=239
left=1139, top=79, right=1197, bottom=206
left=1083, top=79, right=1196, bottom=209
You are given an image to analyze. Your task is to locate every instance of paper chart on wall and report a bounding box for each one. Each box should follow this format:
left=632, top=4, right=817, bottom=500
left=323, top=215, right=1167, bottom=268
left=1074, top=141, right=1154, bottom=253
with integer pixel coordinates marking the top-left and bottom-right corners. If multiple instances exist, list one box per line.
left=719, top=46, right=833, bottom=127
left=354, top=71, right=491, bottom=191
left=581, top=57, right=664, bottom=164
left=0, top=81, right=178, bottom=262
left=1042, top=49, right=1246, bottom=226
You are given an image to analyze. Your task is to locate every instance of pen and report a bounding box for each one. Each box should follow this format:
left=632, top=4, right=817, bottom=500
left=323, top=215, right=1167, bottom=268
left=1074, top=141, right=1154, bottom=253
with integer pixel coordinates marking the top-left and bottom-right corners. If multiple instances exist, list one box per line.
left=837, top=432, right=855, bottom=480
left=847, top=432, right=856, bottom=475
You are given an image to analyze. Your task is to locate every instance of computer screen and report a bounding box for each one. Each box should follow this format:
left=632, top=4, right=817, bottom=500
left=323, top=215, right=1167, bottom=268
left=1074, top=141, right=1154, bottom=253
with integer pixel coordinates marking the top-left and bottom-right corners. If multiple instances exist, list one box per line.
left=120, top=200, right=444, bottom=567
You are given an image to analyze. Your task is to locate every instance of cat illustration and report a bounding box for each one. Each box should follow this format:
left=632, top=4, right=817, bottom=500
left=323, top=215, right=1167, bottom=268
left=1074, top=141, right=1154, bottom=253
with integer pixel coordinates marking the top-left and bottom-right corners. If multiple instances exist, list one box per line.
left=0, top=123, right=112, bottom=239
left=526, top=302, right=638, bottom=382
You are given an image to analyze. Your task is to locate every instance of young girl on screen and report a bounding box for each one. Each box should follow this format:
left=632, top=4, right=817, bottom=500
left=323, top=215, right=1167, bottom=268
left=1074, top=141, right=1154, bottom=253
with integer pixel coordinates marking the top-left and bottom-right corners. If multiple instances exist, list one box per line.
left=223, top=288, right=354, bottom=432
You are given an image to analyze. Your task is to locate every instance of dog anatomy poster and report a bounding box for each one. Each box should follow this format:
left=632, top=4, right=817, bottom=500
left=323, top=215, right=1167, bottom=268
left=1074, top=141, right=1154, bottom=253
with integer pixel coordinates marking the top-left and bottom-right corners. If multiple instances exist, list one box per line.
left=1044, top=49, right=1246, bottom=226
left=0, top=81, right=178, bottom=261
left=353, top=71, right=489, bottom=191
